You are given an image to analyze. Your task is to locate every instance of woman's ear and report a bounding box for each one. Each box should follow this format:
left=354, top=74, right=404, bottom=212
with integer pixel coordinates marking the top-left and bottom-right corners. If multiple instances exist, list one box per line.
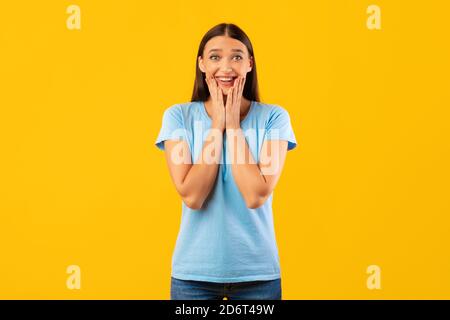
left=248, top=56, right=253, bottom=72
left=198, top=56, right=205, bottom=73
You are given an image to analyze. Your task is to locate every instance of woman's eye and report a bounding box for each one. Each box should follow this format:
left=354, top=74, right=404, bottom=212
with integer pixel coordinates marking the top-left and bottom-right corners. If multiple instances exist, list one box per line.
left=209, top=55, right=242, bottom=61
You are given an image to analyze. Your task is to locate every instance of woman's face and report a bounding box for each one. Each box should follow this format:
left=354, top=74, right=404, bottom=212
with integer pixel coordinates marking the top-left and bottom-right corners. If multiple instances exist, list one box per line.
left=199, top=35, right=253, bottom=95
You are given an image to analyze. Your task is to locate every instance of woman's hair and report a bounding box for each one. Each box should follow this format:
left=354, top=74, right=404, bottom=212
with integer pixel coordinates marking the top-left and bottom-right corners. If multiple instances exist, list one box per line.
left=191, top=23, right=260, bottom=102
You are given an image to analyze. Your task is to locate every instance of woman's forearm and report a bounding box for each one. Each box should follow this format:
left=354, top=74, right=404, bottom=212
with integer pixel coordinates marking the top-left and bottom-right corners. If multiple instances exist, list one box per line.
left=179, top=126, right=224, bottom=209
left=226, top=128, right=268, bottom=208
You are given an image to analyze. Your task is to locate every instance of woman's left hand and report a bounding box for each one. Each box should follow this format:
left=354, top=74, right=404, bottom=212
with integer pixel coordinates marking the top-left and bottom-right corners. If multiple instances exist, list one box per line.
left=225, top=75, right=246, bottom=130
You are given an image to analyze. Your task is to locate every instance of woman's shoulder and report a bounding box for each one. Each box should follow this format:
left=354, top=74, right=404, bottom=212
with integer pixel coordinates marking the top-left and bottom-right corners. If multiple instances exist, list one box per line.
left=164, top=101, right=199, bottom=112
left=161, top=101, right=202, bottom=119
left=254, top=100, right=285, bottom=110
left=253, top=101, right=291, bottom=119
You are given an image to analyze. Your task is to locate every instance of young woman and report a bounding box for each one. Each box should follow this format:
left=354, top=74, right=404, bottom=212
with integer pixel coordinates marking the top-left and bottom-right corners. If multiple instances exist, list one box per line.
left=155, top=23, right=297, bottom=300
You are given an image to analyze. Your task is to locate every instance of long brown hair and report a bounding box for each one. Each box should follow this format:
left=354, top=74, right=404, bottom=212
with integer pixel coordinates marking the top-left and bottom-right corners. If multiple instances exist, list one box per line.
left=191, top=23, right=260, bottom=102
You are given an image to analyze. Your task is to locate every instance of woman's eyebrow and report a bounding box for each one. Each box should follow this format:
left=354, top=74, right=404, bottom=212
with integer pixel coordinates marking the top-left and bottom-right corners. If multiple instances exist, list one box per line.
left=208, top=48, right=244, bottom=53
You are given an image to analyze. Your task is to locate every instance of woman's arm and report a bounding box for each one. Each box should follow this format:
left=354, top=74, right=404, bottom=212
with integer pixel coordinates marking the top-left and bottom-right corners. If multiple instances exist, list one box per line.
left=162, top=74, right=227, bottom=210
left=226, top=128, right=288, bottom=209
left=163, top=126, right=223, bottom=210
left=223, top=76, right=289, bottom=209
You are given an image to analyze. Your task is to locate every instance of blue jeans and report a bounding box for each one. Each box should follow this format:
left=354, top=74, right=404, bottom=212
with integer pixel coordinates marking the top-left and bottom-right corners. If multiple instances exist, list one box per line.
left=170, top=277, right=282, bottom=300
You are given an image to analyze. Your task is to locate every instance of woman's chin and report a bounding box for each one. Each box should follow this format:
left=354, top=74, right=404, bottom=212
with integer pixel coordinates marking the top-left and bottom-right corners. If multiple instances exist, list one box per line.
left=221, top=86, right=232, bottom=94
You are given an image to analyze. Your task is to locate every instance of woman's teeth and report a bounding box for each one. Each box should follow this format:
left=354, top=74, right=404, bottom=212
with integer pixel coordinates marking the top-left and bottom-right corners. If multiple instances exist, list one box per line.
left=216, top=77, right=236, bottom=84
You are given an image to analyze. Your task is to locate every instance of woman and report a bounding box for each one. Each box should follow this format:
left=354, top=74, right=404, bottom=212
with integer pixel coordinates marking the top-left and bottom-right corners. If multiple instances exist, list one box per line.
left=155, top=23, right=297, bottom=300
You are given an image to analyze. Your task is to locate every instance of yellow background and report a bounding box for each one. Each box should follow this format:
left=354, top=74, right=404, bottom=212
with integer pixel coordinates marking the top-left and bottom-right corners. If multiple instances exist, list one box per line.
left=1, top=0, right=449, bottom=299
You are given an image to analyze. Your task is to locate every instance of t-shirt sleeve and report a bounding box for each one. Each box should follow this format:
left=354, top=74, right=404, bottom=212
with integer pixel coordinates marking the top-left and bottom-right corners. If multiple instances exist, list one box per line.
left=265, top=106, right=297, bottom=151
left=155, top=104, right=187, bottom=151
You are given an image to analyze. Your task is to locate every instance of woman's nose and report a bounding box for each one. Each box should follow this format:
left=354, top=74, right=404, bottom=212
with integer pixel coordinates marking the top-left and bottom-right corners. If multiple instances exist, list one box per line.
left=219, top=62, right=233, bottom=73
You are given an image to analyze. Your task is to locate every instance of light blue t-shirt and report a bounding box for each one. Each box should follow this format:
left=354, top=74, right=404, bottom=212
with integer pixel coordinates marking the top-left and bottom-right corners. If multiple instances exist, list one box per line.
left=155, top=100, right=297, bottom=283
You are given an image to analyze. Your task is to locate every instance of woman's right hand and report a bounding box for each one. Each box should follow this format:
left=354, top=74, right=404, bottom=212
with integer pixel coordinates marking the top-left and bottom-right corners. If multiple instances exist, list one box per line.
left=205, top=74, right=226, bottom=131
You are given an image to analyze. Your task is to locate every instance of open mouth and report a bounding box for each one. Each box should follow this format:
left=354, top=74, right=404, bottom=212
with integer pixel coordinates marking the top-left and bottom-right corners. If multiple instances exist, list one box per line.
left=216, top=76, right=238, bottom=86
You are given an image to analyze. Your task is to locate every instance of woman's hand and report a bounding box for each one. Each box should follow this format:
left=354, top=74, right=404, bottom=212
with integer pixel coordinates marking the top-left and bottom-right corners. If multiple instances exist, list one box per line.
left=225, top=75, right=246, bottom=130
left=205, top=74, right=226, bottom=131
